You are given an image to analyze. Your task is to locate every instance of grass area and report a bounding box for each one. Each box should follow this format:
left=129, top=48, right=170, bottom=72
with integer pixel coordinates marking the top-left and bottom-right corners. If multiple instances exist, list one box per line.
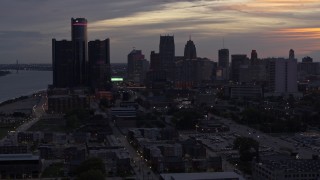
left=28, top=117, right=67, bottom=132
left=28, top=109, right=90, bottom=133
left=228, top=159, right=252, bottom=175
left=41, top=163, right=65, bottom=178
left=0, top=127, right=13, bottom=139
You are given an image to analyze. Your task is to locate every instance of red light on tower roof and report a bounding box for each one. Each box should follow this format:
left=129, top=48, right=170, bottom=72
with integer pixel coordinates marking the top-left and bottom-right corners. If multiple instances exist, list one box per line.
left=72, top=23, right=87, bottom=26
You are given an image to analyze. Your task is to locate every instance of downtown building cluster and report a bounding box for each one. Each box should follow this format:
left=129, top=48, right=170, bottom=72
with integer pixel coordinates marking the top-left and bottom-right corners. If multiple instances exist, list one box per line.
left=49, top=18, right=112, bottom=113
left=127, top=36, right=214, bottom=89
left=126, top=35, right=320, bottom=98
left=52, top=18, right=111, bottom=91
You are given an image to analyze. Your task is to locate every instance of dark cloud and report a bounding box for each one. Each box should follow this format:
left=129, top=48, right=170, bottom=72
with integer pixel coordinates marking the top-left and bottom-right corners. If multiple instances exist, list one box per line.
left=0, top=0, right=319, bottom=63
left=0, top=31, right=43, bottom=39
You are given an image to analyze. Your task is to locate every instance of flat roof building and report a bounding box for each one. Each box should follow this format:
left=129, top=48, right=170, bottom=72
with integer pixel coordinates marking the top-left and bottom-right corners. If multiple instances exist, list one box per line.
left=0, top=154, right=41, bottom=179
left=160, top=172, right=245, bottom=180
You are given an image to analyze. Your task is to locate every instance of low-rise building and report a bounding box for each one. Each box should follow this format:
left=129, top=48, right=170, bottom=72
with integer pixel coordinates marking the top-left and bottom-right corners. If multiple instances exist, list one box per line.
left=252, top=156, right=320, bottom=180
left=0, top=154, right=41, bottom=179
left=224, top=85, right=263, bottom=99
left=48, top=94, right=88, bottom=113
left=160, top=172, right=245, bottom=180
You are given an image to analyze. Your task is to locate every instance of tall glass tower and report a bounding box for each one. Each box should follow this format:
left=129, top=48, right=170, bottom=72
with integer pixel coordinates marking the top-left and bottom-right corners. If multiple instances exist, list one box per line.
left=159, top=35, right=175, bottom=81
left=184, top=39, right=197, bottom=60
left=218, top=49, right=229, bottom=68
left=71, top=18, right=88, bottom=86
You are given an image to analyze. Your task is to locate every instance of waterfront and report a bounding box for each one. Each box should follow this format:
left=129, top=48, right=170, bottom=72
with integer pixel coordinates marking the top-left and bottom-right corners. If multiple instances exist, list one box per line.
left=0, top=70, right=52, bottom=103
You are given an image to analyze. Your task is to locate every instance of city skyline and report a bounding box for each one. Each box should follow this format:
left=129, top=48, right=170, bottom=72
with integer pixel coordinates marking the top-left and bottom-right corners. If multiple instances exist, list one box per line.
left=1, top=0, right=320, bottom=63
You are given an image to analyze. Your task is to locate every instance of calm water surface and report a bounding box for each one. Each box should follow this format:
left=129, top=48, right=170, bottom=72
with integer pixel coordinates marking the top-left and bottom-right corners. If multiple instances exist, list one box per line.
left=0, top=70, right=52, bottom=103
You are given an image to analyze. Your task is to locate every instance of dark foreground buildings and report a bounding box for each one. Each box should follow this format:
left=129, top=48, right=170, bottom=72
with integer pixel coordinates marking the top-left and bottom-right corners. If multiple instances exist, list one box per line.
left=160, top=35, right=175, bottom=81
left=52, top=18, right=111, bottom=91
left=0, top=154, right=41, bottom=179
left=71, top=18, right=88, bottom=87
left=52, top=39, right=73, bottom=87
left=88, top=39, right=111, bottom=90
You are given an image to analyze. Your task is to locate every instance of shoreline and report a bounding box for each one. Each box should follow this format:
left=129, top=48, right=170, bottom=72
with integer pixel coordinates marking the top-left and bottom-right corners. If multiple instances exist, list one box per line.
left=0, top=70, right=11, bottom=77
left=0, top=70, right=51, bottom=104
left=0, top=89, right=47, bottom=105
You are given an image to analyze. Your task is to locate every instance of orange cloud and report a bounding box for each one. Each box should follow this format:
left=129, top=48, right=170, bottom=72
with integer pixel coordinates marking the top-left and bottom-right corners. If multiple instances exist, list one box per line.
left=275, top=28, right=320, bottom=40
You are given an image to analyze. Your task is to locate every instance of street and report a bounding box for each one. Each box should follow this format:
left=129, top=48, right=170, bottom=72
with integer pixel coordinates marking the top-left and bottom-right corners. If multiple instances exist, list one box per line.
left=214, top=114, right=317, bottom=159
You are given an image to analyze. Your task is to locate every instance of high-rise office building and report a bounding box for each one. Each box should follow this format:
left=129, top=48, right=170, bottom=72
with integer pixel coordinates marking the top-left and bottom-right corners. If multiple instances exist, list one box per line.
left=218, top=49, right=229, bottom=68
left=251, top=50, right=258, bottom=61
left=53, top=18, right=112, bottom=89
left=127, top=50, right=149, bottom=83
left=88, top=39, right=111, bottom=90
left=184, top=39, right=197, bottom=60
left=231, top=54, right=249, bottom=82
left=52, top=39, right=73, bottom=88
left=267, top=58, right=297, bottom=93
left=289, top=49, right=295, bottom=60
left=150, top=51, right=161, bottom=71
left=71, top=18, right=88, bottom=86
left=175, top=58, right=214, bottom=88
left=217, top=49, right=230, bottom=81
left=302, top=56, right=313, bottom=63
left=159, top=35, right=175, bottom=81
left=298, top=56, right=320, bottom=78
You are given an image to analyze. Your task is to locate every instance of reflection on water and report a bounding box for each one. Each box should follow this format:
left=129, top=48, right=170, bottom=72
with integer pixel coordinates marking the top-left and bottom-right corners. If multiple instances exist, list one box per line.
left=0, top=70, right=52, bottom=103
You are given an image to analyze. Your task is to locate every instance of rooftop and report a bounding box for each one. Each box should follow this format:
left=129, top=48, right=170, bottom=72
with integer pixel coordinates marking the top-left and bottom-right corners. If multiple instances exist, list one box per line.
left=160, top=172, right=245, bottom=180
left=259, top=159, right=320, bottom=172
left=0, top=154, right=39, bottom=161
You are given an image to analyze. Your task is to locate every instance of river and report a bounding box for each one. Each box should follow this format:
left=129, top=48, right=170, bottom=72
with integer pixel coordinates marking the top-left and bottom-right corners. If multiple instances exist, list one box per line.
left=0, top=70, right=52, bottom=103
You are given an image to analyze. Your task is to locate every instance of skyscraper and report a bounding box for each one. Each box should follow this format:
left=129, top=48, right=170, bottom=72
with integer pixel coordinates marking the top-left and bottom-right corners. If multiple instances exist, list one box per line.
left=184, top=38, right=197, bottom=60
left=52, top=39, right=73, bottom=88
left=150, top=51, right=161, bottom=71
left=72, top=18, right=88, bottom=86
left=159, top=35, right=175, bottom=81
left=127, top=50, right=149, bottom=83
left=231, top=54, right=249, bottom=82
left=289, top=49, right=295, bottom=60
left=218, top=49, right=229, bottom=68
left=88, top=39, right=111, bottom=90
left=251, top=50, right=258, bottom=61
left=302, top=56, right=313, bottom=63
left=267, top=58, right=297, bottom=93
left=217, top=49, right=230, bottom=81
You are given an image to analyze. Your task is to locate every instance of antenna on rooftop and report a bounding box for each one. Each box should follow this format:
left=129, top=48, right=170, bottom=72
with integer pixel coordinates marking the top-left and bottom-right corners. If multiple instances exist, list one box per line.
left=223, top=37, right=225, bottom=49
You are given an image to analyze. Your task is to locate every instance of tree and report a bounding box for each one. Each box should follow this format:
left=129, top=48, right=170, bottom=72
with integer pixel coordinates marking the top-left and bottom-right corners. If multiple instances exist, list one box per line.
left=65, top=115, right=78, bottom=130
left=172, top=109, right=203, bottom=130
left=233, top=137, right=259, bottom=162
left=241, top=108, right=261, bottom=124
left=75, top=158, right=106, bottom=176
left=122, top=92, right=131, bottom=101
left=99, top=98, right=110, bottom=108
left=77, top=170, right=104, bottom=180
left=64, top=109, right=90, bottom=131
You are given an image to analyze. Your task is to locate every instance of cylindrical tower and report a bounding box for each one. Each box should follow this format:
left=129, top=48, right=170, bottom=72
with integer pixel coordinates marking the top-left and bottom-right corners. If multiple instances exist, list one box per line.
left=71, top=18, right=88, bottom=86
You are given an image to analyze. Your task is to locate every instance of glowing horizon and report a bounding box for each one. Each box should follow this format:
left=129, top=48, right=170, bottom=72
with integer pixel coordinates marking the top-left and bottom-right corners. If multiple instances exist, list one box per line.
left=0, top=0, right=320, bottom=63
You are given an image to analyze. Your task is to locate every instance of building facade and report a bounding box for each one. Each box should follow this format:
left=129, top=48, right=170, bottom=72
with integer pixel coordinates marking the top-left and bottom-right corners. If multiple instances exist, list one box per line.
left=184, top=39, right=197, bottom=60
left=252, top=158, right=320, bottom=180
left=52, top=39, right=73, bottom=88
left=267, top=58, right=298, bottom=94
left=160, top=35, right=175, bottom=81
left=231, top=54, right=249, bottom=82
left=71, top=18, right=88, bottom=87
left=88, top=39, right=111, bottom=90
left=127, top=49, right=149, bottom=83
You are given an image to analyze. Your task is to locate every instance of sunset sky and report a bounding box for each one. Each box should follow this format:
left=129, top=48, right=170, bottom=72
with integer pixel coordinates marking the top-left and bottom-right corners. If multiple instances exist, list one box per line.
left=0, top=0, right=320, bottom=63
